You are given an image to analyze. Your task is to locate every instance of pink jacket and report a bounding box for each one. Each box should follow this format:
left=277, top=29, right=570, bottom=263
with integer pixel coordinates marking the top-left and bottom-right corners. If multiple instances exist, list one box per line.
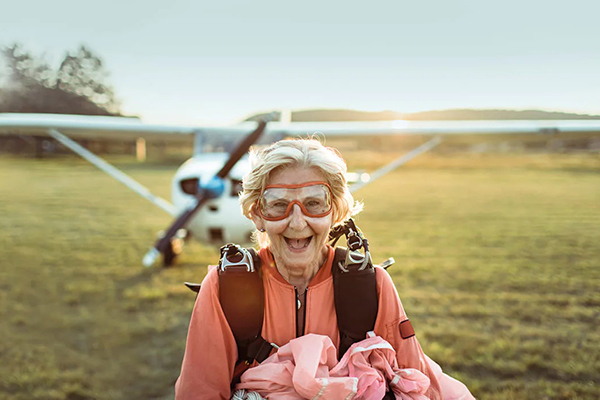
left=175, top=246, right=442, bottom=399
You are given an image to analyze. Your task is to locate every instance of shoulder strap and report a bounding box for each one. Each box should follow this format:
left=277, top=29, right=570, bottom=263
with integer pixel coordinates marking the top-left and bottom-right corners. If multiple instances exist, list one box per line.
left=332, top=246, right=379, bottom=358
left=216, top=246, right=273, bottom=384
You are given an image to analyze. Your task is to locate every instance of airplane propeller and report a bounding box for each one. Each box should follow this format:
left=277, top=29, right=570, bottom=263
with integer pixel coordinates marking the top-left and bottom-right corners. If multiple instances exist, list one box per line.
left=142, top=115, right=273, bottom=267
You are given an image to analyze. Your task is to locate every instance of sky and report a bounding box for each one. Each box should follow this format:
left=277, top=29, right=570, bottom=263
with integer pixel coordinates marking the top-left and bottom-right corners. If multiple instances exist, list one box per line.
left=2, top=0, right=600, bottom=125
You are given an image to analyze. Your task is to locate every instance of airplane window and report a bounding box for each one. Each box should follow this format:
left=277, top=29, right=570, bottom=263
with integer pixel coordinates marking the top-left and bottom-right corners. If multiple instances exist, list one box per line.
left=180, top=178, right=199, bottom=195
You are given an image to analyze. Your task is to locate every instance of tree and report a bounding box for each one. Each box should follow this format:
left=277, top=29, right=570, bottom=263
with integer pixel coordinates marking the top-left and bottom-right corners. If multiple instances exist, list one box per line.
left=0, top=44, right=121, bottom=116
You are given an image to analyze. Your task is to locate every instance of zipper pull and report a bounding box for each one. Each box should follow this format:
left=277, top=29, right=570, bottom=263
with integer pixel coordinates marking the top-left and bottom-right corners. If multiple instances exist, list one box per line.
left=295, top=287, right=301, bottom=310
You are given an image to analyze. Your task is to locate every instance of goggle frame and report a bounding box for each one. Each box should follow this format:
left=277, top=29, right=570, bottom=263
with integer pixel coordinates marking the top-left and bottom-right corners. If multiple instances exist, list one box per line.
left=256, top=181, right=333, bottom=221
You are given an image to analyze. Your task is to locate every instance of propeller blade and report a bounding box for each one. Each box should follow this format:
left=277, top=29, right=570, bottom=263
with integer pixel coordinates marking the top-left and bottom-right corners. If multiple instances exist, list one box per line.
left=216, top=117, right=270, bottom=179
left=143, top=116, right=272, bottom=267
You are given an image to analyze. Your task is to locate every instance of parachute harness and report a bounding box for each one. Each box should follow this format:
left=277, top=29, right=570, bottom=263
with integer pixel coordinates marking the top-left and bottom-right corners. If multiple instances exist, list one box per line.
left=218, top=243, right=256, bottom=273
left=329, top=219, right=374, bottom=272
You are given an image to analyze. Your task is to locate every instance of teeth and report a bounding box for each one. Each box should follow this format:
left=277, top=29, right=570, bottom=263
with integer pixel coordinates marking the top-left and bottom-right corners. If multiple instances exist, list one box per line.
left=286, top=237, right=311, bottom=249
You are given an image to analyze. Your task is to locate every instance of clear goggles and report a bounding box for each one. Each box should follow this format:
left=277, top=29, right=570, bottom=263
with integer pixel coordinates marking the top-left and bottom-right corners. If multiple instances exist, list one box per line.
left=257, top=181, right=333, bottom=221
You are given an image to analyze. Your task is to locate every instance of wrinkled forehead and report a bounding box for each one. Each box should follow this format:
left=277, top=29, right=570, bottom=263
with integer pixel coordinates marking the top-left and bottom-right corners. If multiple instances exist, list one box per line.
left=266, top=166, right=327, bottom=187
left=263, top=183, right=329, bottom=200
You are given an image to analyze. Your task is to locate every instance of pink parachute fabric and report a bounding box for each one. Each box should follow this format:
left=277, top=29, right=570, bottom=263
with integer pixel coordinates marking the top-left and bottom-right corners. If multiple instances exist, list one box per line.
left=423, top=355, right=475, bottom=400
left=235, top=333, right=431, bottom=399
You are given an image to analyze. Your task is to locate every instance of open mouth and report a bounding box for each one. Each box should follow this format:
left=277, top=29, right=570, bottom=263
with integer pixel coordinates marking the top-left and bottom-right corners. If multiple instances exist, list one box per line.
left=284, top=236, right=312, bottom=250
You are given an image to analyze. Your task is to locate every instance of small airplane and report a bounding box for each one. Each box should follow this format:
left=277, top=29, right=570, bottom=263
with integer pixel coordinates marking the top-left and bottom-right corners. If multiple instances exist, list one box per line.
left=2, top=112, right=600, bottom=267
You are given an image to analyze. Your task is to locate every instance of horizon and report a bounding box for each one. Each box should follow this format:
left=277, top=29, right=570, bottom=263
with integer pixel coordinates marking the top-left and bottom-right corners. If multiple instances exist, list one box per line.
left=2, top=1, right=600, bottom=125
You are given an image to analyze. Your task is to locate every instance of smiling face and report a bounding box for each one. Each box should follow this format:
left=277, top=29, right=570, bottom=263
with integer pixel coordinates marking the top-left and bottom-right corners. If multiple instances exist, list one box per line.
left=252, top=166, right=333, bottom=277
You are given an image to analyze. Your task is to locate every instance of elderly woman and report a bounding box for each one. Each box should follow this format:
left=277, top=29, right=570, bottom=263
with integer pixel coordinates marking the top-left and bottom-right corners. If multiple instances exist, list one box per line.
left=175, top=139, right=472, bottom=399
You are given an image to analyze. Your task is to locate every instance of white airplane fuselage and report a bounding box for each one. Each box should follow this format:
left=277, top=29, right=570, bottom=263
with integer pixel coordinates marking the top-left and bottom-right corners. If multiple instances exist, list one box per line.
left=171, top=153, right=255, bottom=246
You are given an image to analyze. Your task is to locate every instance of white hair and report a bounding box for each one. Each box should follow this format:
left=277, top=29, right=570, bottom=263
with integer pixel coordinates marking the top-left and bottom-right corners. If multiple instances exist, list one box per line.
left=240, top=139, right=362, bottom=246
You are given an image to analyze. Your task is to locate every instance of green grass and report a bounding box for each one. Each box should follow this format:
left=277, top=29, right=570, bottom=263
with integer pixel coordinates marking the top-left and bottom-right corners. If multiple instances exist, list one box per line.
left=1, top=149, right=599, bottom=399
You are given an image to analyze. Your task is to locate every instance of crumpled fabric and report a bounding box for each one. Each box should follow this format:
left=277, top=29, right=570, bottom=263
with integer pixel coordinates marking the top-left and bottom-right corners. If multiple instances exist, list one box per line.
left=423, top=356, right=475, bottom=400
left=235, top=333, right=430, bottom=399
left=331, top=333, right=430, bottom=400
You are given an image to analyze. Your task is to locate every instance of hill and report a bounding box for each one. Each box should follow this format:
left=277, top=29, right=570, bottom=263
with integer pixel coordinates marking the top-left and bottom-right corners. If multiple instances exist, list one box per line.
left=245, top=108, right=600, bottom=122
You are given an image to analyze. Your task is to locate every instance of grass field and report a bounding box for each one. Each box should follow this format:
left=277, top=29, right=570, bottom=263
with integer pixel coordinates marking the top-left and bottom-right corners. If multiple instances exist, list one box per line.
left=0, top=145, right=599, bottom=399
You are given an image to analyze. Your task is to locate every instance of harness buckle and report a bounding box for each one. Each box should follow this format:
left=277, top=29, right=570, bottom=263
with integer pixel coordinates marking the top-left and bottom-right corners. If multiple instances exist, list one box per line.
left=218, top=243, right=255, bottom=273
left=331, top=219, right=374, bottom=272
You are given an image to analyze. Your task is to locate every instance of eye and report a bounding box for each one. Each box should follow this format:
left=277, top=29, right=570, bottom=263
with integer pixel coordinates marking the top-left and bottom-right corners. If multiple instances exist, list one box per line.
left=268, top=200, right=289, bottom=209
left=305, top=198, right=325, bottom=209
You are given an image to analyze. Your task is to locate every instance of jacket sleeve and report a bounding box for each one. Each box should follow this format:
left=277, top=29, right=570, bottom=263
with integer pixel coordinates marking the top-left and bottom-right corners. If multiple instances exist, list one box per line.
left=175, top=267, right=237, bottom=400
left=374, top=267, right=442, bottom=400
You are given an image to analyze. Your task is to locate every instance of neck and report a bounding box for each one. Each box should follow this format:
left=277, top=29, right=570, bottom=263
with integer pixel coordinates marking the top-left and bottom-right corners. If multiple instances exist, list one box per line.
left=273, top=248, right=328, bottom=293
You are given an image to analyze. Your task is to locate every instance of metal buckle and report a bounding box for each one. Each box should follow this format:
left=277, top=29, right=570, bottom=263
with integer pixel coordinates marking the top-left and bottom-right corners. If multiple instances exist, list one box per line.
left=339, top=248, right=373, bottom=272
left=332, top=219, right=374, bottom=272
left=218, top=244, right=255, bottom=273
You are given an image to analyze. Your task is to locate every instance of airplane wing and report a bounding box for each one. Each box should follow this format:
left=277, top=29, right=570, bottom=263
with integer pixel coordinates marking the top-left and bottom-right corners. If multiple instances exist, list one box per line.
left=4, top=114, right=600, bottom=141
left=267, top=119, right=600, bottom=137
left=0, top=113, right=257, bottom=142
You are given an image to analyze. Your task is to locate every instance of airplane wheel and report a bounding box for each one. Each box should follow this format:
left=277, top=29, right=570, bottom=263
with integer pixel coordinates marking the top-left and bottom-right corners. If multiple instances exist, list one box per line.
left=162, top=237, right=184, bottom=267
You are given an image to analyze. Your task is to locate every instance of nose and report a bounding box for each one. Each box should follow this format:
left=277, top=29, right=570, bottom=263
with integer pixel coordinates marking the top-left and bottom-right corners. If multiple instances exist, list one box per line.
left=288, top=203, right=307, bottom=230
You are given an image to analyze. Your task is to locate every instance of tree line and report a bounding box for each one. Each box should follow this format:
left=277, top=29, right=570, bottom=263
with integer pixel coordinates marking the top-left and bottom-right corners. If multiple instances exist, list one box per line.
left=0, top=44, right=121, bottom=116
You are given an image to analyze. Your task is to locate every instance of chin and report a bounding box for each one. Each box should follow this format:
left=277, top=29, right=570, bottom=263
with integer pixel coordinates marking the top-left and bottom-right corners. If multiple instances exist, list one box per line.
left=273, top=237, right=326, bottom=269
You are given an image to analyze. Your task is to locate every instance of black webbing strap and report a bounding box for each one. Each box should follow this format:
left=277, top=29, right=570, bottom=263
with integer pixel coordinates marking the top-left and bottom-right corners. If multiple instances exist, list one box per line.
left=246, top=335, right=274, bottom=363
left=218, top=249, right=264, bottom=359
left=332, top=247, right=379, bottom=358
left=217, top=248, right=275, bottom=384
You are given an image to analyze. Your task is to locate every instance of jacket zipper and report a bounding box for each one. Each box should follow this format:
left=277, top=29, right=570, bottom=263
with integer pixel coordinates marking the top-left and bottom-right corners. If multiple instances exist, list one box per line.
left=295, top=287, right=309, bottom=337
left=295, top=287, right=300, bottom=337
left=302, top=288, right=308, bottom=336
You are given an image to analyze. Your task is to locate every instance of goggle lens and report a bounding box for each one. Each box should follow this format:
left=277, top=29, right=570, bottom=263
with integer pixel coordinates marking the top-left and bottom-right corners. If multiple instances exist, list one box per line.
left=259, top=182, right=332, bottom=220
